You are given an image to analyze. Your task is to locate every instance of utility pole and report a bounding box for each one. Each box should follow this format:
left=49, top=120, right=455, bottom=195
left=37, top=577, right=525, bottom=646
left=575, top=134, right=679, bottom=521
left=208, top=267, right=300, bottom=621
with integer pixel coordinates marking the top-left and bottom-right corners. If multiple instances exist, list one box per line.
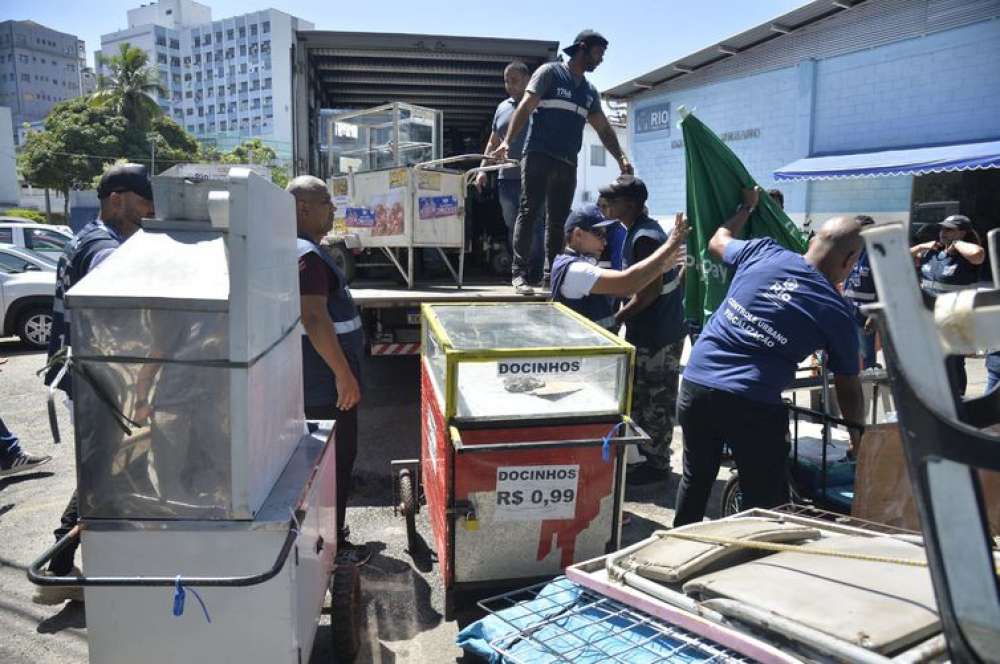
left=147, top=132, right=158, bottom=173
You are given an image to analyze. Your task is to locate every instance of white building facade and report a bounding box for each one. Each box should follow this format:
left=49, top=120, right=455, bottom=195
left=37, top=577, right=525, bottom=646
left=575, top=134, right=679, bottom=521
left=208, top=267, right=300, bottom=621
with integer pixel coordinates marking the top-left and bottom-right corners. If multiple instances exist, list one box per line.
left=0, top=20, right=90, bottom=144
left=573, top=123, right=629, bottom=209
left=607, top=0, right=1000, bottom=234
left=99, top=0, right=312, bottom=159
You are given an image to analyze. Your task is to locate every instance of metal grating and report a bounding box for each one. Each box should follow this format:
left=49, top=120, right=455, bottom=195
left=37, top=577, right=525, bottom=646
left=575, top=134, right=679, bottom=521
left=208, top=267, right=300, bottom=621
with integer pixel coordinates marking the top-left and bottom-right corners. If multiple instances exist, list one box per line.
left=477, top=578, right=753, bottom=663
left=299, top=30, right=557, bottom=141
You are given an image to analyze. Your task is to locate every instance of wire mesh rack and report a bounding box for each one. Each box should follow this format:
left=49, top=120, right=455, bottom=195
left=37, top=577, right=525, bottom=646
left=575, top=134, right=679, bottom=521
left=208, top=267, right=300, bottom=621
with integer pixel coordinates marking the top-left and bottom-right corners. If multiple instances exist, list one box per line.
left=768, top=502, right=921, bottom=536
left=476, top=577, right=753, bottom=663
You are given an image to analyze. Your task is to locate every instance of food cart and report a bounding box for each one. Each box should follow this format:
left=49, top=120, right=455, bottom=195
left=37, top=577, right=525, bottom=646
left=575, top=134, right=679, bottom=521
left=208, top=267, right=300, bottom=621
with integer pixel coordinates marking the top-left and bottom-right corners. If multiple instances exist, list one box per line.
left=29, top=165, right=361, bottom=663
left=324, top=102, right=514, bottom=287
left=394, top=302, right=650, bottom=617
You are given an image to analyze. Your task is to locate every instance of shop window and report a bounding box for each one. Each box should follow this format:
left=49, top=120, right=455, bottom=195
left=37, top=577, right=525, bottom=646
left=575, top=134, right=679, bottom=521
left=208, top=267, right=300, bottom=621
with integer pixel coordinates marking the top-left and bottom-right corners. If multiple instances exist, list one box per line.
left=590, top=145, right=606, bottom=167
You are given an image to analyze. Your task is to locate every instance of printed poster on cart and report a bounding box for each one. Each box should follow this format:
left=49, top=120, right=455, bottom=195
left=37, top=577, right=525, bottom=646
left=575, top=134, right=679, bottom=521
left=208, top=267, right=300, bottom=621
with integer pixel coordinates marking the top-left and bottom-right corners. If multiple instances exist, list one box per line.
left=418, top=195, right=459, bottom=221
left=370, top=189, right=405, bottom=237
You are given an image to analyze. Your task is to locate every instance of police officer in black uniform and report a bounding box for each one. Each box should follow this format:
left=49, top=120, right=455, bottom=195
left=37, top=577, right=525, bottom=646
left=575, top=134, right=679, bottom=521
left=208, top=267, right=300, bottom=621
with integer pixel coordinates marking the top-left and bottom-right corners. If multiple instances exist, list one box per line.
left=34, top=163, right=154, bottom=605
left=287, top=175, right=370, bottom=566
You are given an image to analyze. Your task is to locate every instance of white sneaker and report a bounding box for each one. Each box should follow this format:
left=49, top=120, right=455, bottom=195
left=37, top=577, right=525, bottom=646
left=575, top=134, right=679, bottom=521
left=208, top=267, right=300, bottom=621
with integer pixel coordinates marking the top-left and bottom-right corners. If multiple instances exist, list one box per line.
left=32, top=566, right=85, bottom=605
left=512, top=276, right=534, bottom=295
left=0, top=451, right=52, bottom=477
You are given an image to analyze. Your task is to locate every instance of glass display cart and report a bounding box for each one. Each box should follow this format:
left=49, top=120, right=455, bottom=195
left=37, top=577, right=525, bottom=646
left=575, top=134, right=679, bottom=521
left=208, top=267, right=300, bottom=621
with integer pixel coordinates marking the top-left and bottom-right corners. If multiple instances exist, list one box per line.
left=323, top=103, right=513, bottom=288
left=394, top=302, right=650, bottom=618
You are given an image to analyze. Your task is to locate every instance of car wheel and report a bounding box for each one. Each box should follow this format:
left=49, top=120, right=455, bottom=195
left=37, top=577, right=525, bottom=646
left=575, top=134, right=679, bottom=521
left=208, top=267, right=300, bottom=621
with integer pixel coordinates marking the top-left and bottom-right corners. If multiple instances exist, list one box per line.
left=17, top=306, right=52, bottom=349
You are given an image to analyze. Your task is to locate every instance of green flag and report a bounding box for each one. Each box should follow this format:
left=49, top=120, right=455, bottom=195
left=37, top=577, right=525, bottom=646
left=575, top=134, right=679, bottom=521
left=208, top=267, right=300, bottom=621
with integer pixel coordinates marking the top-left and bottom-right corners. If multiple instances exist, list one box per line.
left=681, top=110, right=808, bottom=327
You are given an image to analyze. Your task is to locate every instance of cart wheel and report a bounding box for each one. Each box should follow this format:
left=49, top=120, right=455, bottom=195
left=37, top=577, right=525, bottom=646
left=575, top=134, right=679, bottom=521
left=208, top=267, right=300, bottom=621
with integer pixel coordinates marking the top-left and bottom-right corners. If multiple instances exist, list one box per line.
left=398, top=468, right=419, bottom=554
left=721, top=472, right=744, bottom=517
left=330, top=563, right=362, bottom=662
left=328, top=243, right=357, bottom=284
left=490, top=247, right=511, bottom=276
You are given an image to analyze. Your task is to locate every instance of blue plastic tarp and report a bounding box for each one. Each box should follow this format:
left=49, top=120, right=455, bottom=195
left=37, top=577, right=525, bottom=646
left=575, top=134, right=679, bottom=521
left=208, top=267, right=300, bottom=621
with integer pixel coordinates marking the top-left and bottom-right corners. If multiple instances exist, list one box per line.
left=774, top=139, right=1000, bottom=181
left=457, top=578, right=721, bottom=663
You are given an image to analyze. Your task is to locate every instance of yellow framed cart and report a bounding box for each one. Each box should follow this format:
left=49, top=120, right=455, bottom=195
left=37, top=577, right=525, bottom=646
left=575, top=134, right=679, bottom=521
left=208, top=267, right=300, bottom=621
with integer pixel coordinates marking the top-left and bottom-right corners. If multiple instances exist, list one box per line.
left=392, top=302, right=651, bottom=618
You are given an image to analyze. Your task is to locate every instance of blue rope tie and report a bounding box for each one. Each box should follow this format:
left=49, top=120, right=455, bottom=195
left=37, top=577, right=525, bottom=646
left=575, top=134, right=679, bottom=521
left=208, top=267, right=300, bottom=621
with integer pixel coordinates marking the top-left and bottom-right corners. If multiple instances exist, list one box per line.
left=602, top=422, right=625, bottom=462
left=173, top=575, right=212, bottom=624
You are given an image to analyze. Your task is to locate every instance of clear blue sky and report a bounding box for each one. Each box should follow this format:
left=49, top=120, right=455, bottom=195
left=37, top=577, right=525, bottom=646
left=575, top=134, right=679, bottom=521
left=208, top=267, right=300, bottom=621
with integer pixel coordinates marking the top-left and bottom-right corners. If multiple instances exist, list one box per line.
left=3, top=0, right=807, bottom=90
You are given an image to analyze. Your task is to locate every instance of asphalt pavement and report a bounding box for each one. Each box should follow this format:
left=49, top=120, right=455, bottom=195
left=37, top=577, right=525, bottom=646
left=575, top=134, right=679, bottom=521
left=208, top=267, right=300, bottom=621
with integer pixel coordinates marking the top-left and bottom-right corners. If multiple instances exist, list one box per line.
left=1, top=337, right=989, bottom=663
left=0, top=339, right=697, bottom=664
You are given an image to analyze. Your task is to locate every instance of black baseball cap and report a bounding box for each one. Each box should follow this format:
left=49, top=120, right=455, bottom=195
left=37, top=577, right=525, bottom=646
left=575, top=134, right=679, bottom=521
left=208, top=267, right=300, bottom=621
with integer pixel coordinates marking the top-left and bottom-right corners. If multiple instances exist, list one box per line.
left=97, top=163, right=154, bottom=201
left=565, top=204, right=615, bottom=234
left=939, top=214, right=972, bottom=230
left=563, top=30, right=609, bottom=56
left=599, top=175, right=648, bottom=205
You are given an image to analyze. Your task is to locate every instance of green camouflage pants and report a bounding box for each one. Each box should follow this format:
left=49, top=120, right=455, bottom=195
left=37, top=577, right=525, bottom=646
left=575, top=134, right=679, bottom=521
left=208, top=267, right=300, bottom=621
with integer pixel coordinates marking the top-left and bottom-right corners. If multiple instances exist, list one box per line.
left=632, top=338, right=684, bottom=470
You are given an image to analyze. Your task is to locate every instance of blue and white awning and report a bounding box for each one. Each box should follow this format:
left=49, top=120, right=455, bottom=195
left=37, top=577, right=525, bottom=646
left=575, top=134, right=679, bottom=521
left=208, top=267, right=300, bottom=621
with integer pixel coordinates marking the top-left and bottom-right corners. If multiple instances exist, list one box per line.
left=774, top=139, right=1000, bottom=181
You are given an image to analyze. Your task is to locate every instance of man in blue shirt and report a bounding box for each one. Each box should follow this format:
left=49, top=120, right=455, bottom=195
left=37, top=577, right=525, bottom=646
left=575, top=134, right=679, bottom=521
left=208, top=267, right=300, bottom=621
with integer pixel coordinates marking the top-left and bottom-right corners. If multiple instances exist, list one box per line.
left=476, top=61, right=544, bottom=284
left=601, top=176, right=687, bottom=484
left=492, top=30, right=632, bottom=295
left=674, top=187, right=866, bottom=526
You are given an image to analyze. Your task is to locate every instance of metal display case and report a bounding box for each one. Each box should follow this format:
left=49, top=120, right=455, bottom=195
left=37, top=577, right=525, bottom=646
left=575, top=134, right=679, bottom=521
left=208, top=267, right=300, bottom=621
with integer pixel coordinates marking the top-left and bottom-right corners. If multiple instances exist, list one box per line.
left=64, top=164, right=304, bottom=521
left=325, top=102, right=441, bottom=175
left=398, top=302, right=648, bottom=618
left=323, top=103, right=502, bottom=288
left=30, top=165, right=361, bottom=664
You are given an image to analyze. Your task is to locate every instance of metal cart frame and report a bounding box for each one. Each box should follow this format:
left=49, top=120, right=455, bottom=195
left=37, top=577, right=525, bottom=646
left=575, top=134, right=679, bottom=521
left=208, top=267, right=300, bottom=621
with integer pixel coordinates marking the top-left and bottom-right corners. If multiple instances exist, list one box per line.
left=393, top=302, right=651, bottom=618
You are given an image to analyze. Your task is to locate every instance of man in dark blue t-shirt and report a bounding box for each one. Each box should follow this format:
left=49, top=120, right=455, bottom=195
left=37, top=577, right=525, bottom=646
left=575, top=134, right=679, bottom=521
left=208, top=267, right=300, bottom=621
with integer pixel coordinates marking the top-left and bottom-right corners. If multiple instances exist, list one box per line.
left=491, top=29, right=632, bottom=295
left=674, top=187, right=866, bottom=526
left=475, top=61, right=544, bottom=283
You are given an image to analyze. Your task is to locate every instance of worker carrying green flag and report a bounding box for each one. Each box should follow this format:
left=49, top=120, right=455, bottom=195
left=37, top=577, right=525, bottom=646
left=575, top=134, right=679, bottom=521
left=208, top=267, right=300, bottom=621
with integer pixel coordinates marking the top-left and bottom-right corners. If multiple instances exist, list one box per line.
left=680, top=108, right=808, bottom=328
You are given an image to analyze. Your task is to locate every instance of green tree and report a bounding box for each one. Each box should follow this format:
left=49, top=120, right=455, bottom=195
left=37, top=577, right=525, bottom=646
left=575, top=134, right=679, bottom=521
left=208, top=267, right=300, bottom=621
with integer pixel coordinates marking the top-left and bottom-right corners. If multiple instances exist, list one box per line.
left=91, top=43, right=166, bottom=128
left=18, top=98, right=130, bottom=217
left=222, top=138, right=290, bottom=187
left=18, top=98, right=201, bottom=216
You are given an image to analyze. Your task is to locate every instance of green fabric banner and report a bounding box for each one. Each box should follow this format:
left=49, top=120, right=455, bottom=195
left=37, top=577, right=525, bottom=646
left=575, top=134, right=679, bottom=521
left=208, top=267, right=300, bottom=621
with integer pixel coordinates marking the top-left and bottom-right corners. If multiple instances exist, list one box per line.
left=681, top=110, right=808, bottom=327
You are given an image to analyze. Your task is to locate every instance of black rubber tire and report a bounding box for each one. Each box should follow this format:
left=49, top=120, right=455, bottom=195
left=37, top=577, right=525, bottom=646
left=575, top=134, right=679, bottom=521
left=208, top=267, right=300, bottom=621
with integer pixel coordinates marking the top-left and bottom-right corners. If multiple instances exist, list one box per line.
left=721, top=473, right=744, bottom=517
left=490, top=247, right=511, bottom=276
left=398, top=469, right=418, bottom=554
left=16, top=305, right=52, bottom=349
left=330, top=563, right=362, bottom=662
left=328, top=243, right=357, bottom=284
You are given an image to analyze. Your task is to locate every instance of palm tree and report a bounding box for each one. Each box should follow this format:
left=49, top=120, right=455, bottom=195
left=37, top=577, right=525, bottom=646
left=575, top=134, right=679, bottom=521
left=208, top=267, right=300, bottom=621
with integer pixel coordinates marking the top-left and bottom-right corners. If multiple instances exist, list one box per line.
left=91, top=43, right=166, bottom=128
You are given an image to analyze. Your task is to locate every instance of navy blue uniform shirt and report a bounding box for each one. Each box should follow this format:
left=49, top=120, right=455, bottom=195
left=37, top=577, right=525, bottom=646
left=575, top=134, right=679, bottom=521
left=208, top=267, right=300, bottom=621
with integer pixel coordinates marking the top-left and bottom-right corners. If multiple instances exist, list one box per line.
left=684, top=238, right=859, bottom=404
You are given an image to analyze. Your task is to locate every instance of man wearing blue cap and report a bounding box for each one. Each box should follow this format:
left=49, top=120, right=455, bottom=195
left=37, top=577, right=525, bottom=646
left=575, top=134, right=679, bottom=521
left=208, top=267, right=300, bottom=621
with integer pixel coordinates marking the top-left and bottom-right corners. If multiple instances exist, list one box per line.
left=492, top=29, right=633, bottom=295
left=551, top=205, right=687, bottom=330
left=602, top=175, right=688, bottom=485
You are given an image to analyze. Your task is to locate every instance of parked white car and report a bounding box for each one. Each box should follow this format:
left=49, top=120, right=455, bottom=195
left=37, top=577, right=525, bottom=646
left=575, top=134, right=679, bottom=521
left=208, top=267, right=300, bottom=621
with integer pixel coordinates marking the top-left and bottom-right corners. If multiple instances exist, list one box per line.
left=0, top=245, right=56, bottom=349
left=0, top=219, right=74, bottom=262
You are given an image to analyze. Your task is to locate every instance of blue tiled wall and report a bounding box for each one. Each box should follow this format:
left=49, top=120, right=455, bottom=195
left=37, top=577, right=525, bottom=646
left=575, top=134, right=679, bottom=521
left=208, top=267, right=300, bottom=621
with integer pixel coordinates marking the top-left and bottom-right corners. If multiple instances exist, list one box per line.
left=630, top=18, right=1000, bottom=224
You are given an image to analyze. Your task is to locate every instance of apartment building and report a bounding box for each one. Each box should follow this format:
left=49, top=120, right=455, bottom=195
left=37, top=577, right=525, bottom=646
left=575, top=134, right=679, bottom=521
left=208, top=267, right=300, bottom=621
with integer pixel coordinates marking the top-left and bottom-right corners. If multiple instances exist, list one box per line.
left=99, top=0, right=312, bottom=158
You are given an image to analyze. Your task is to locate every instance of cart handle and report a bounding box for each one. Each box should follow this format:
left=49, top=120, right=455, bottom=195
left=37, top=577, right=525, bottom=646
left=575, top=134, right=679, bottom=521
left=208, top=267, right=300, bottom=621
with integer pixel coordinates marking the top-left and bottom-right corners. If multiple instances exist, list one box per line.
left=448, top=419, right=650, bottom=454
left=413, top=153, right=517, bottom=171
left=413, top=153, right=521, bottom=189
left=27, top=519, right=301, bottom=588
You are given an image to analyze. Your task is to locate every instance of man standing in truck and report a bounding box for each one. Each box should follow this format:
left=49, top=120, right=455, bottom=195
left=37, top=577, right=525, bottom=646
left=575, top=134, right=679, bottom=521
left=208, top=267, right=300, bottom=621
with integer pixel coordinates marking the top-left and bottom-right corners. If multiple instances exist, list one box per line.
left=492, top=30, right=633, bottom=295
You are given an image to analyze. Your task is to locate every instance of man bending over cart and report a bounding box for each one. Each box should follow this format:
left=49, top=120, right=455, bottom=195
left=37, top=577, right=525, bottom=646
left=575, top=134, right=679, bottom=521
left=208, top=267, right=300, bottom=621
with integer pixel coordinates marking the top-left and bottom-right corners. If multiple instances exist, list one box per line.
left=674, top=187, right=866, bottom=526
left=289, top=175, right=370, bottom=566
